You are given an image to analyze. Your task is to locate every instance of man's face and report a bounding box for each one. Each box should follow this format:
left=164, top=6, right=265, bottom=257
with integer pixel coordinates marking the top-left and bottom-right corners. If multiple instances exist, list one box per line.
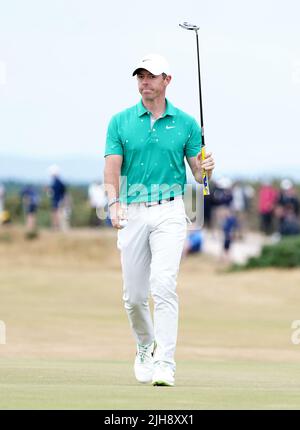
left=136, top=69, right=171, bottom=101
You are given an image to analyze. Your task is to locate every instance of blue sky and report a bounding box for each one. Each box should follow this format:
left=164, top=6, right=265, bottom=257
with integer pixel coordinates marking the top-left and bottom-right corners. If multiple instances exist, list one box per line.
left=0, top=0, right=300, bottom=180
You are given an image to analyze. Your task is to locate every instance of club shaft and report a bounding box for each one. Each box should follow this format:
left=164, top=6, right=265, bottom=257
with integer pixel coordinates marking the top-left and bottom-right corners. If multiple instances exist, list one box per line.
left=195, top=30, right=209, bottom=195
left=195, top=30, right=205, bottom=146
left=179, top=22, right=209, bottom=195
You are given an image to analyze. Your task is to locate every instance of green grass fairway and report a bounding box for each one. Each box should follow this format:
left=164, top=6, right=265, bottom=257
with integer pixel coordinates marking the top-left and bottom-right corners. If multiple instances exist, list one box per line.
left=1, top=359, right=300, bottom=410
left=1, top=227, right=300, bottom=409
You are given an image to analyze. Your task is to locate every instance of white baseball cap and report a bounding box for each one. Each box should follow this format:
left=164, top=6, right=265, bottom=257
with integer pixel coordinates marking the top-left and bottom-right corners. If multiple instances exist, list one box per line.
left=48, top=164, right=60, bottom=176
left=280, top=178, right=293, bottom=190
left=132, top=54, right=171, bottom=76
left=216, top=177, right=233, bottom=190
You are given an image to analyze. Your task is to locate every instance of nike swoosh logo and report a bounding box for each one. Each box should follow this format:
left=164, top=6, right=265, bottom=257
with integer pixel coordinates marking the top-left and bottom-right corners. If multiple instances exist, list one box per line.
left=166, top=126, right=176, bottom=129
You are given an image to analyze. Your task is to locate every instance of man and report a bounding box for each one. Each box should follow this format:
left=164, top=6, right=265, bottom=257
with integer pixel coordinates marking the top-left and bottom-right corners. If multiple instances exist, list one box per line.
left=88, top=180, right=107, bottom=227
left=48, top=164, right=67, bottom=230
left=104, top=54, right=215, bottom=386
left=258, top=180, right=278, bottom=235
left=20, top=184, right=40, bottom=237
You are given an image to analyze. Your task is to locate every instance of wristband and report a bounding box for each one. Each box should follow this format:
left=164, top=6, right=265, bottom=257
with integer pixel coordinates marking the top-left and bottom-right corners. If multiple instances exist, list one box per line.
left=108, top=197, right=120, bottom=207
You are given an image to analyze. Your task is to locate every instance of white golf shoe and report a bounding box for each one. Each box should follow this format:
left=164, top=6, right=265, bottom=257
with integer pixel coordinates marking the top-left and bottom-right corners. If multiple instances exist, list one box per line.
left=152, top=361, right=175, bottom=387
left=134, top=342, right=156, bottom=383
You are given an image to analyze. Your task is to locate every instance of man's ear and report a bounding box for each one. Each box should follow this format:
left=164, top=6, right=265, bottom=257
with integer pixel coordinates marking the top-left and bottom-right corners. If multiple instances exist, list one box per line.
left=165, top=75, right=172, bottom=85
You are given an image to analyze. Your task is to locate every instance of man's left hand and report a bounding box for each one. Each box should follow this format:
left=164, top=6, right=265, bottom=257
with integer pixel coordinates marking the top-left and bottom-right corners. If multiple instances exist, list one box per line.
left=196, top=151, right=215, bottom=178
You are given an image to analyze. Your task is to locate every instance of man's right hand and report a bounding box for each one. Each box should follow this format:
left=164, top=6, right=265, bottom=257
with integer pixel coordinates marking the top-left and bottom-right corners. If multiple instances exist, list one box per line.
left=109, top=202, right=126, bottom=229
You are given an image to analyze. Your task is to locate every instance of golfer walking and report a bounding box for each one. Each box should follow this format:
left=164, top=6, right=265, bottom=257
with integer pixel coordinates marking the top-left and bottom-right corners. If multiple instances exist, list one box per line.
left=104, top=54, right=215, bottom=386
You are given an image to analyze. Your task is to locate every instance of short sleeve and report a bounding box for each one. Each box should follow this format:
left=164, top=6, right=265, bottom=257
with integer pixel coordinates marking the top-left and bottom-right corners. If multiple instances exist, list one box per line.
left=184, top=118, right=202, bottom=158
left=104, top=115, right=124, bottom=157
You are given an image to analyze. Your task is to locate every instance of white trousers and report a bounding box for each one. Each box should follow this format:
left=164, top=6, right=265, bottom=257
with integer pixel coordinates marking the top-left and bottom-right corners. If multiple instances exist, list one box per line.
left=117, top=197, right=188, bottom=369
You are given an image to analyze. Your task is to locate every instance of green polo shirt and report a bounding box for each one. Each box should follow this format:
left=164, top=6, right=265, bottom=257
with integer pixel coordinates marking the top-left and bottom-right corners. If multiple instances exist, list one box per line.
left=105, top=98, right=201, bottom=204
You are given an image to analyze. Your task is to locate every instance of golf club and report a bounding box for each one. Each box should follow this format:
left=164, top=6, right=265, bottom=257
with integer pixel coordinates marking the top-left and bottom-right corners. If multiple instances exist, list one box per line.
left=179, top=22, right=210, bottom=195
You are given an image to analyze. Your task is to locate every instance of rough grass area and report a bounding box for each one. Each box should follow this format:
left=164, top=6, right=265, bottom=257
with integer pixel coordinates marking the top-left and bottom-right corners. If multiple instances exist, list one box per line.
left=233, top=236, right=300, bottom=270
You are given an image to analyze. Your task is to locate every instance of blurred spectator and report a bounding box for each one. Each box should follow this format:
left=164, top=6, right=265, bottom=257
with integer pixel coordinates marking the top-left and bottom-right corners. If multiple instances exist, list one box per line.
left=231, top=181, right=255, bottom=238
left=213, top=177, right=233, bottom=206
left=20, top=184, right=39, bottom=237
left=211, top=177, right=233, bottom=233
left=88, top=181, right=107, bottom=227
left=0, top=210, right=11, bottom=225
left=183, top=225, right=203, bottom=257
left=276, top=179, right=300, bottom=236
left=203, top=180, right=216, bottom=229
left=258, top=180, right=278, bottom=235
left=48, top=164, right=67, bottom=230
left=220, top=206, right=239, bottom=265
left=0, top=183, right=10, bottom=227
left=0, top=183, right=5, bottom=216
left=277, top=179, right=299, bottom=215
left=60, top=192, right=72, bottom=232
left=232, top=181, right=247, bottom=212
left=244, top=184, right=255, bottom=209
left=279, top=206, right=300, bottom=236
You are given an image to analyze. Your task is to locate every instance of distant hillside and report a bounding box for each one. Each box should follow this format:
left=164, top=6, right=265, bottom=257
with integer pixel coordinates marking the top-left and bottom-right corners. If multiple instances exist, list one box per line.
left=0, top=155, right=104, bottom=184
left=0, top=153, right=299, bottom=184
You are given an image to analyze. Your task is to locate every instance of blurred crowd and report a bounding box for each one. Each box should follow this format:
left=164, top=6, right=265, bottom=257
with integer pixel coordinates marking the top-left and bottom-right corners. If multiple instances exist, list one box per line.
left=184, top=178, right=255, bottom=261
left=1, top=172, right=299, bottom=259
left=184, top=177, right=300, bottom=262
left=258, top=179, right=300, bottom=237
left=0, top=164, right=71, bottom=238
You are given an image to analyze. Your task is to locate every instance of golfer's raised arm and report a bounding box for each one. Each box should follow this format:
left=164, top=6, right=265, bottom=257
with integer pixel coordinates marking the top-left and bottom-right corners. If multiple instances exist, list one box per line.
left=187, top=153, right=215, bottom=183
left=186, top=156, right=202, bottom=184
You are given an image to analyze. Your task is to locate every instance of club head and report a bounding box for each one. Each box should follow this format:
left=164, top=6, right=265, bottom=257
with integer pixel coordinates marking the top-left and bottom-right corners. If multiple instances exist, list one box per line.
left=179, top=22, right=200, bottom=31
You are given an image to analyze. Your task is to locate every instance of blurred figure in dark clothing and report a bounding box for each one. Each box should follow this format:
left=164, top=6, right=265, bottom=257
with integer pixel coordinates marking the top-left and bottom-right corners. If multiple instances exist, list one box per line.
left=211, top=177, right=233, bottom=234
left=220, top=206, right=239, bottom=265
left=213, top=177, right=233, bottom=207
left=277, top=179, right=299, bottom=216
left=20, top=184, right=39, bottom=237
left=276, top=179, right=300, bottom=237
left=203, top=180, right=216, bottom=229
left=48, top=165, right=67, bottom=230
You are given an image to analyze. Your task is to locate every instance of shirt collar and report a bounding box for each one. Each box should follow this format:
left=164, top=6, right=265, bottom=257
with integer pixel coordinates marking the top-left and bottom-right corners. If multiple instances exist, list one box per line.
left=137, top=98, right=177, bottom=118
left=137, top=100, right=148, bottom=117
left=163, top=99, right=177, bottom=118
